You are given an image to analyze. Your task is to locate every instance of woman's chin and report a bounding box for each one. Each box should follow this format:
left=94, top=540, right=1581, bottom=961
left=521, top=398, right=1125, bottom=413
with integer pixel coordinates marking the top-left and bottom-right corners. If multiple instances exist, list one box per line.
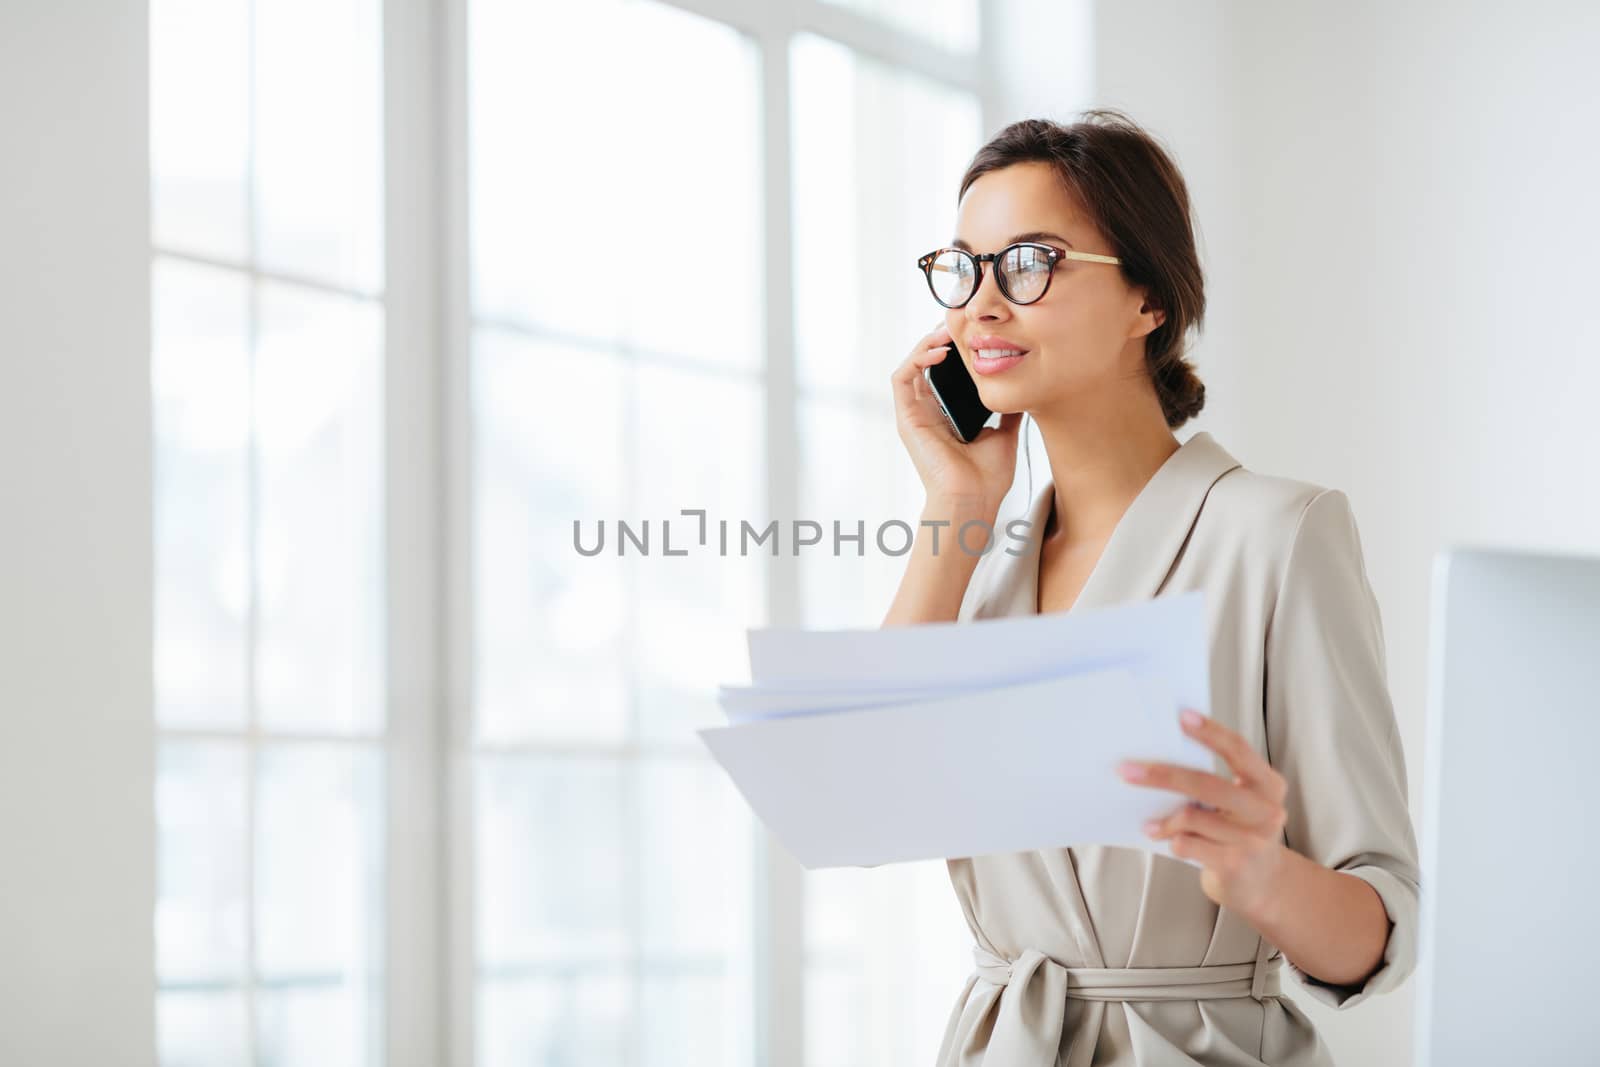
left=975, top=378, right=1032, bottom=412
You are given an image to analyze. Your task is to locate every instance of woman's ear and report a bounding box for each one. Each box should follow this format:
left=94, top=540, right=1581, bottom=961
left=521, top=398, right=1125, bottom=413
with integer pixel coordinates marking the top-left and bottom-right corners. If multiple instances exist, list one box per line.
left=1131, top=289, right=1167, bottom=338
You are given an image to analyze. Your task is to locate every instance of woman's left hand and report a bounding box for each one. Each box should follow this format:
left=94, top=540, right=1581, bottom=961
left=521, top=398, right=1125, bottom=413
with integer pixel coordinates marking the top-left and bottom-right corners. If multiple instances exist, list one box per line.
left=1117, top=708, right=1291, bottom=920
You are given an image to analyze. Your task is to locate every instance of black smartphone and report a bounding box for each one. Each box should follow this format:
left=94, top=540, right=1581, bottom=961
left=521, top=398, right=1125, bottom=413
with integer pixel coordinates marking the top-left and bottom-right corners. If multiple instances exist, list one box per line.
left=923, top=341, right=993, bottom=443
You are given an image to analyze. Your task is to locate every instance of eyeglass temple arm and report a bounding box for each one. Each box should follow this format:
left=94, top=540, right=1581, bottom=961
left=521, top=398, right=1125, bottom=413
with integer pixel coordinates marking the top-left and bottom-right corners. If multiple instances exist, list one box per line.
left=1060, top=250, right=1120, bottom=265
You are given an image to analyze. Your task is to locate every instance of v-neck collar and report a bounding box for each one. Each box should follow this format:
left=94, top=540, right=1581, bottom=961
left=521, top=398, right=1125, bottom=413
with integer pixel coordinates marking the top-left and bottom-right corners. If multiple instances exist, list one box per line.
left=977, top=431, right=1244, bottom=620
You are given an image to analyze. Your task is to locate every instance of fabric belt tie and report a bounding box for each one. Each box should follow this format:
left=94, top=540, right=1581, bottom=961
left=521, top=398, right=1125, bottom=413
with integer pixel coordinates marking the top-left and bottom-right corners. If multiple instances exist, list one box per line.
left=951, top=945, right=1283, bottom=1067
left=974, top=944, right=1282, bottom=1003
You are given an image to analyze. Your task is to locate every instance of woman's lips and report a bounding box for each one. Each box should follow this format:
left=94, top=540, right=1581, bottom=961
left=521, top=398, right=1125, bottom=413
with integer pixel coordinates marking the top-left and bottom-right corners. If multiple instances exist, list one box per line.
left=971, top=347, right=1028, bottom=375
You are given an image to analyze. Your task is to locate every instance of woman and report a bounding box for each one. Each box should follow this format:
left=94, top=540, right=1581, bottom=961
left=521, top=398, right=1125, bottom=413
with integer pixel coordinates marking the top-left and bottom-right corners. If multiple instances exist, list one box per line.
left=885, top=111, right=1420, bottom=1066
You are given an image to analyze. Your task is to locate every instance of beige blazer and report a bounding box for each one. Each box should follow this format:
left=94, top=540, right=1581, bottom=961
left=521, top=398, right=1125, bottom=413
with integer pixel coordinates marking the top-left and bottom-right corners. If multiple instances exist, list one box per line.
left=935, top=430, right=1420, bottom=1067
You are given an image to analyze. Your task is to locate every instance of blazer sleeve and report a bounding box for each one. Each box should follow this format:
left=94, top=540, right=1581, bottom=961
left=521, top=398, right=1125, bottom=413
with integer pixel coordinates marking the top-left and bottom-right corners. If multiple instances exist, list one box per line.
left=1262, top=488, right=1421, bottom=1010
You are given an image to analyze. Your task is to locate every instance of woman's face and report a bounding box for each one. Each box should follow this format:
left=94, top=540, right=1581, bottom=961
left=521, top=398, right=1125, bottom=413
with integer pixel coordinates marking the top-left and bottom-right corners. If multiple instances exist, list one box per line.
left=944, top=161, right=1162, bottom=415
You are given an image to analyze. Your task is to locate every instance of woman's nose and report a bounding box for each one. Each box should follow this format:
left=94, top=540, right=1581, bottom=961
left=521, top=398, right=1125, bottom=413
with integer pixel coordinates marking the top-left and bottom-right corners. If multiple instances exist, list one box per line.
left=966, top=266, right=1011, bottom=320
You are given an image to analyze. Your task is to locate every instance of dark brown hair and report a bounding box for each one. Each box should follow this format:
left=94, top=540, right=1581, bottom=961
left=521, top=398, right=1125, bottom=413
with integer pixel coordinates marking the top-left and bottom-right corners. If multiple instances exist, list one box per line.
left=957, top=110, right=1207, bottom=429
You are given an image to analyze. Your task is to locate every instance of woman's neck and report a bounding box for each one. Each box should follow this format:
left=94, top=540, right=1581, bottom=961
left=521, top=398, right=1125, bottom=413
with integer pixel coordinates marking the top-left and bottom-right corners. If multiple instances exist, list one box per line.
left=1029, top=387, right=1179, bottom=544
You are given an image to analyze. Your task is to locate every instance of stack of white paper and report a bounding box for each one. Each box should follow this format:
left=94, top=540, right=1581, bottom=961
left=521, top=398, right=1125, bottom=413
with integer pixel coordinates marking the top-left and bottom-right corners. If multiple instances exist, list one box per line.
left=699, top=591, right=1217, bottom=869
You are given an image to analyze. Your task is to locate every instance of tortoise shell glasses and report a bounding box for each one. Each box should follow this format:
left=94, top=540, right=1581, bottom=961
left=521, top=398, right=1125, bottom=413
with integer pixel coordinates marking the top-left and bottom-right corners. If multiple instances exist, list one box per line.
left=915, top=241, right=1122, bottom=309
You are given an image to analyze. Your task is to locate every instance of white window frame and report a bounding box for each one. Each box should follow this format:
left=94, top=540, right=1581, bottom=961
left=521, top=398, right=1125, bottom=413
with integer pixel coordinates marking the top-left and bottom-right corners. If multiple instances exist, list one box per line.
left=383, top=2, right=446, bottom=1065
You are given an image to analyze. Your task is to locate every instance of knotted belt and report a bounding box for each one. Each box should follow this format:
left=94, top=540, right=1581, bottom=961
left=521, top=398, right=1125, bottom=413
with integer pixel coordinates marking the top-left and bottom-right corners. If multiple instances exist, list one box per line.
left=955, top=943, right=1283, bottom=1066
left=975, top=944, right=1282, bottom=1002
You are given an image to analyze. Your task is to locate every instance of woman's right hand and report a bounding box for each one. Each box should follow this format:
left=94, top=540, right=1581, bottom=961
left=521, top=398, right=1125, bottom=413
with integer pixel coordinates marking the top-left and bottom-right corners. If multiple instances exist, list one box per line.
left=891, top=322, right=1024, bottom=517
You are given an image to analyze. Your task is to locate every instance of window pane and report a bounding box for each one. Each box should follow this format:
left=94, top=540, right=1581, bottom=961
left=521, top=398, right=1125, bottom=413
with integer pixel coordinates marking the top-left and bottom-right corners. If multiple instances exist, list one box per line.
left=636, top=759, right=754, bottom=1066
left=255, top=284, right=384, bottom=734
left=472, top=330, right=630, bottom=744
left=150, top=0, right=249, bottom=260
left=254, top=0, right=383, bottom=290
left=803, top=964, right=862, bottom=1067
left=157, top=740, right=248, bottom=983
left=819, top=0, right=979, bottom=54
left=796, top=399, right=923, bottom=629
left=470, top=0, right=761, bottom=371
left=158, top=990, right=250, bottom=1067
left=632, top=364, right=766, bottom=743
left=637, top=758, right=752, bottom=960
left=254, top=745, right=383, bottom=974
left=258, top=985, right=371, bottom=1067
left=791, top=33, right=983, bottom=396
left=641, top=973, right=735, bottom=1067
left=153, top=260, right=251, bottom=729
left=254, top=744, right=383, bottom=1049
left=476, top=755, right=631, bottom=967
left=804, top=863, right=972, bottom=1067
left=479, top=973, right=631, bottom=1067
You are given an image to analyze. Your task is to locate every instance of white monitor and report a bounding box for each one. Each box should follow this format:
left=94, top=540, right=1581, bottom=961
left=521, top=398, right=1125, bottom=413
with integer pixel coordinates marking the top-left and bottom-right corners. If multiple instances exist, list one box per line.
left=1415, top=547, right=1600, bottom=1066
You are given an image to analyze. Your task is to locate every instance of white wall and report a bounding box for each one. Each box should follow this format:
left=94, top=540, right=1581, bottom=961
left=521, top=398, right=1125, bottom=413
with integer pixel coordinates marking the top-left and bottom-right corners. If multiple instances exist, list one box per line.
left=0, top=3, right=155, bottom=1065
left=1089, top=0, right=1251, bottom=446
left=1091, top=1, right=1600, bottom=1064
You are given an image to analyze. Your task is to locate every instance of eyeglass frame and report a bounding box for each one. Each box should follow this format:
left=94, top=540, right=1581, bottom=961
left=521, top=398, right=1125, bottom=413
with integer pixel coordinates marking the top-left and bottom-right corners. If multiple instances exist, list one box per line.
left=915, top=241, right=1122, bottom=308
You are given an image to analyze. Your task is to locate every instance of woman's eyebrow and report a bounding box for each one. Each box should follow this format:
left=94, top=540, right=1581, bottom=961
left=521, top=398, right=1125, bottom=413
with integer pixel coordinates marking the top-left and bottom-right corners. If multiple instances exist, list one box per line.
left=950, top=230, right=1075, bottom=251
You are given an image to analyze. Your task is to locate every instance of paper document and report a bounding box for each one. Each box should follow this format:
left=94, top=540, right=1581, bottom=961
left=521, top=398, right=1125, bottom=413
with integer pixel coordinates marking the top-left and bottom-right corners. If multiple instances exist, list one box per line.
left=699, top=592, right=1216, bottom=869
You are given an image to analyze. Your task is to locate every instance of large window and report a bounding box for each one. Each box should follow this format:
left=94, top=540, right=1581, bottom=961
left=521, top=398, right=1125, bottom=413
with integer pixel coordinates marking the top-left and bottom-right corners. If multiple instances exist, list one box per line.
left=466, top=2, right=764, bottom=1061
left=151, top=0, right=995, bottom=1063
left=150, top=0, right=386, bottom=1064
left=787, top=30, right=985, bottom=1067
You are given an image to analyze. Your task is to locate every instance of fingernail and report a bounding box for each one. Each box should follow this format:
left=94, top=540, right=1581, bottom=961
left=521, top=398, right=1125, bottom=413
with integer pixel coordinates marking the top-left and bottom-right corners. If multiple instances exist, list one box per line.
left=1117, top=761, right=1146, bottom=781
left=1143, top=820, right=1162, bottom=836
left=1180, top=709, right=1204, bottom=729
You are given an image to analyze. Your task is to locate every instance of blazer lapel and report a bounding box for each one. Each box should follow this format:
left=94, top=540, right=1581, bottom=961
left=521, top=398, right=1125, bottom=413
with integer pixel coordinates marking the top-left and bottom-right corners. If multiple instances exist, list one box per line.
left=975, top=431, right=1243, bottom=619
